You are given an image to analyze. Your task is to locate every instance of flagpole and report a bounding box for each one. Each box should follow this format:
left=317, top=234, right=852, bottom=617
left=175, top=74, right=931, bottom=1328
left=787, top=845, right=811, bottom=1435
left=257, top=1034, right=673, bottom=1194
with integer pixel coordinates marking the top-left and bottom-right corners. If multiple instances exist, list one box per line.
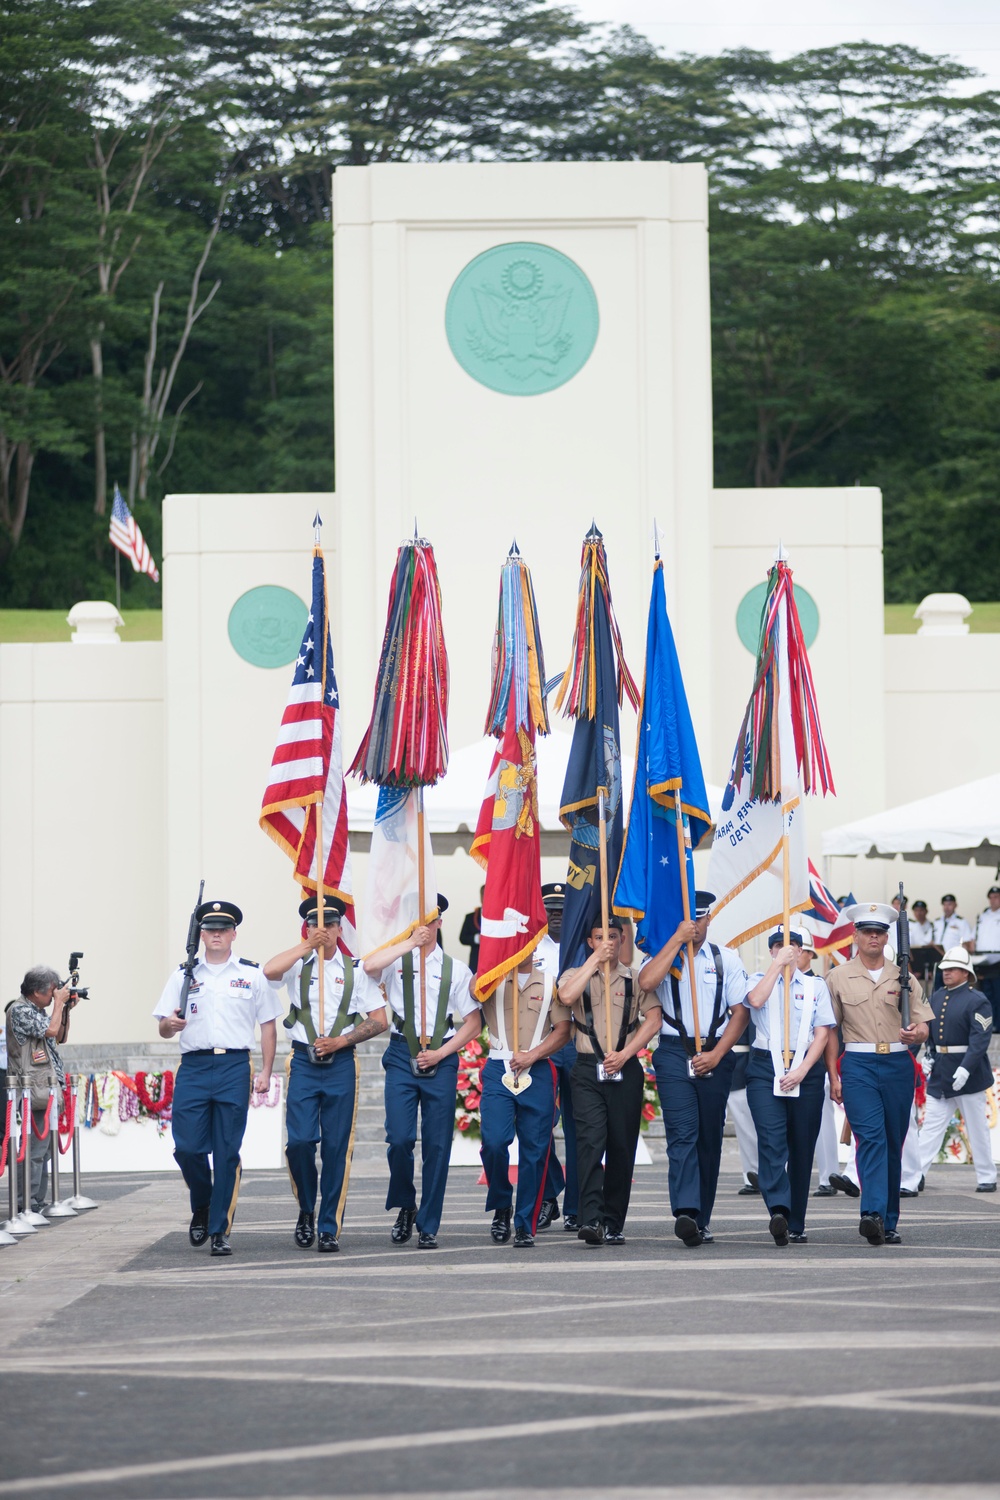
left=115, top=550, right=121, bottom=613
left=417, top=786, right=428, bottom=1049
left=316, top=799, right=326, bottom=1037
left=598, top=787, right=613, bottom=1056
left=673, top=789, right=701, bottom=1052
left=782, top=812, right=792, bottom=1070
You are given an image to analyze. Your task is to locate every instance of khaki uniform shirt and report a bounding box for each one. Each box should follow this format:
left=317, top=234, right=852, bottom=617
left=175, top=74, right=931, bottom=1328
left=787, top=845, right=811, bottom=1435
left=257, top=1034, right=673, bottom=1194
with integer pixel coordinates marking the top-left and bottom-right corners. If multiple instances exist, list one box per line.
left=480, top=972, right=568, bottom=1056
left=564, top=963, right=657, bottom=1056
left=826, top=956, right=932, bottom=1046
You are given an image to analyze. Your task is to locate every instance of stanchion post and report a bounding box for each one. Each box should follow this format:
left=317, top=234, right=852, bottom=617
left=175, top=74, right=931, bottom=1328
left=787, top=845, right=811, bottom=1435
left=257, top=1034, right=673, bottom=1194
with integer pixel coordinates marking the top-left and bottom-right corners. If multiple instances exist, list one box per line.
left=20, top=1088, right=50, bottom=1227
left=66, top=1077, right=98, bottom=1212
left=46, top=1085, right=76, bottom=1218
left=2, top=1087, right=34, bottom=1235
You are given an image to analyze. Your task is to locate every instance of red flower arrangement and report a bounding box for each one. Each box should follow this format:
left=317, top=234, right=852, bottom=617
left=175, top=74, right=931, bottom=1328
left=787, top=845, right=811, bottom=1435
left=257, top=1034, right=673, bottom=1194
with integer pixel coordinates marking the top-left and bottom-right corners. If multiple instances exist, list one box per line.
left=135, top=1071, right=174, bottom=1118
left=638, top=1048, right=662, bottom=1134
left=455, top=1032, right=488, bottom=1138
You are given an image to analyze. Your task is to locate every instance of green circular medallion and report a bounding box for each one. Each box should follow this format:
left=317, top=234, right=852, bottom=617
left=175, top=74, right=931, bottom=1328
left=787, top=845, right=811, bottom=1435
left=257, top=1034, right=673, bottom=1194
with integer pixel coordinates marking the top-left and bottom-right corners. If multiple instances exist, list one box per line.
left=228, top=586, right=308, bottom=669
left=445, top=242, right=599, bottom=395
left=736, top=582, right=820, bottom=654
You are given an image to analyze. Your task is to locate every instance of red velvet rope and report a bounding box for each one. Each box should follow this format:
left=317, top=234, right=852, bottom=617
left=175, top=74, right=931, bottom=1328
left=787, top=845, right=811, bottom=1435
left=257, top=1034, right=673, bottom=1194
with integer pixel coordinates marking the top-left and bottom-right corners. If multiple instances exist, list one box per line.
left=58, top=1082, right=76, bottom=1155
left=0, top=1098, right=12, bottom=1176
left=29, top=1091, right=54, bottom=1141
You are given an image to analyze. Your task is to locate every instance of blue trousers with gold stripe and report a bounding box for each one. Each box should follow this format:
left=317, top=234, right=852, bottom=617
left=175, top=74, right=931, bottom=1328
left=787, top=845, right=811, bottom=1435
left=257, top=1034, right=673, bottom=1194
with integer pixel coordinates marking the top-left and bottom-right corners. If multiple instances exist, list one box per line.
left=286, top=1044, right=360, bottom=1238
left=172, top=1051, right=250, bottom=1237
left=382, top=1035, right=459, bottom=1237
left=480, top=1056, right=558, bottom=1234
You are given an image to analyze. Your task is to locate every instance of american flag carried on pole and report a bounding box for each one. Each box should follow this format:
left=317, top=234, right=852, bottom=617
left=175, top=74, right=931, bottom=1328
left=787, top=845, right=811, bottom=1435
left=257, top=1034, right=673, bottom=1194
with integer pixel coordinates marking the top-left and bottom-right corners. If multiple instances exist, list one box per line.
left=108, top=485, right=159, bottom=582
left=260, top=516, right=356, bottom=956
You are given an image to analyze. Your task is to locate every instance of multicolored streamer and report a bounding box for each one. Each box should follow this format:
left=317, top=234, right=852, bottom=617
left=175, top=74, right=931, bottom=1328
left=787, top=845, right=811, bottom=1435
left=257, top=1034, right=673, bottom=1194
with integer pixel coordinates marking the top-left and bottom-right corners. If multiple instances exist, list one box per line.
left=350, top=538, right=450, bottom=787
left=730, top=559, right=835, bottom=801
left=555, top=524, right=639, bottom=719
left=483, top=542, right=550, bottom=739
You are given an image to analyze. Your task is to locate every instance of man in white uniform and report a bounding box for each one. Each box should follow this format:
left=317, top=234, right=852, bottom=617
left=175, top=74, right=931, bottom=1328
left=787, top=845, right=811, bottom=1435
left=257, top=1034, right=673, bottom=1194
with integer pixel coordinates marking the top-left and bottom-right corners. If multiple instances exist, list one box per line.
left=972, top=885, right=1000, bottom=1029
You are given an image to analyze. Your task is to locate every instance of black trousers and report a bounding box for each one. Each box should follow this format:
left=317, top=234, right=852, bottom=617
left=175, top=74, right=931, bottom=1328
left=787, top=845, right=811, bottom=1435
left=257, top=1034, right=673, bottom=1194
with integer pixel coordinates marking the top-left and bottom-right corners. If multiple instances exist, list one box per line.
left=572, top=1052, right=643, bottom=1234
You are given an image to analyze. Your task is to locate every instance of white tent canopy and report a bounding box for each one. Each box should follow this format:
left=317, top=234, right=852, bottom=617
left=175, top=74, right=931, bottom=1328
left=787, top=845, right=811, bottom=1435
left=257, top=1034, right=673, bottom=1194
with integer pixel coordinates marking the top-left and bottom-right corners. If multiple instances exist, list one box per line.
left=349, top=729, right=724, bottom=846
left=822, top=773, right=1000, bottom=866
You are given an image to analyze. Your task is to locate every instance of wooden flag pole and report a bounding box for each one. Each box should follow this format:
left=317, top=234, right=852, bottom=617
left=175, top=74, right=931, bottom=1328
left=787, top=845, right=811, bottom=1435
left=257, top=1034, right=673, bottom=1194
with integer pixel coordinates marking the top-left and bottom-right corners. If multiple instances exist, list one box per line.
left=782, top=816, right=792, bottom=1070
left=597, top=788, right=614, bottom=1056
left=416, top=786, right=428, bottom=1049
left=511, top=972, right=519, bottom=1060
left=316, top=800, right=326, bottom=1037
left=673, top=789, right=701, bottom=1052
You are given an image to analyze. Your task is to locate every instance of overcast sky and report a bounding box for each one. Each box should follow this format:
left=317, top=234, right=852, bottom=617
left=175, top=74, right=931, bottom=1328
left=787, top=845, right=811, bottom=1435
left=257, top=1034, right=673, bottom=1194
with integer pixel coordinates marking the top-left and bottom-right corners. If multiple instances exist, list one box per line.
left=569, top=0, right=1000, bottom=93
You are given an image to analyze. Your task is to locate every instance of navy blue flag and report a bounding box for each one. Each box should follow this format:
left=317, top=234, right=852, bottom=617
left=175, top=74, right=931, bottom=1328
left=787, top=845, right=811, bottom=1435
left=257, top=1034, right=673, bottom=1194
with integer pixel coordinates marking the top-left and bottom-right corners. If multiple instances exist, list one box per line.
left=614, top=563, right=711, bottom=962
left=558, top=590, right=627, bottom=975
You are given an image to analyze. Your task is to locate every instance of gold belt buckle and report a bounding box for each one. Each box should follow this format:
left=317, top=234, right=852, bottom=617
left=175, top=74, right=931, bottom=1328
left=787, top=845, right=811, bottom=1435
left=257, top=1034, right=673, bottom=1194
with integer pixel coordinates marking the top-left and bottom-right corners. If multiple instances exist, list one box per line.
left=876, top=1042, right=890, bottom=1055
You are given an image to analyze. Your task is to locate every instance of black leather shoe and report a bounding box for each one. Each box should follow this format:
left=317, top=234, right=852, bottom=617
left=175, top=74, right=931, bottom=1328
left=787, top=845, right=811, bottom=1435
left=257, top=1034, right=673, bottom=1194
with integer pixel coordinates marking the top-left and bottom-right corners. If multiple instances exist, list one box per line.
left=604, top=1230, right=625, bottom=1245
left=769, top=1212, right=790, bottom=1247
left=884, top=1229, right=902, bottom=1244
left=578, top=1221, right=604, bottom=1245
left=976, top=1182, right=997, bottom=1193
left=899, top=1188, right=919, bottom=1198
left=210, top=1233, right=232, bottom=1257
left=317, top=1232, right=339, bottom=1252
left=391, top=1208, right=416, bottom=1244
left=747, top=1170, right=759, bottom=1189
left=830, top=1173, right=860, bottom=1198
left=737, top=1183, right=760, bottom=1196
left=859, top=1212, right=886, bottom=1246
left=490, top=1208, right=512, bottom=1243
left=417, top=1231, right=438, bottom=1249
left=294, top=1211, right=316, bottom=1248
left=699, top=1228, right=714, bottom=1244
left=813, top=1183, right=837, bottom=1197
left=189, top=1207, right=209, bottom=1248
left=674, top=1213, right=701, bottom=1247
left=563, top=1214, right=578, bottom=1231
left=536, top=1197, right=560, bottom=1230
left=513, top=1227, right=534, bottom=1248
left=789, top=1231, right=808, bottom=1243
left=918, top=1175, right=925, bottom=1191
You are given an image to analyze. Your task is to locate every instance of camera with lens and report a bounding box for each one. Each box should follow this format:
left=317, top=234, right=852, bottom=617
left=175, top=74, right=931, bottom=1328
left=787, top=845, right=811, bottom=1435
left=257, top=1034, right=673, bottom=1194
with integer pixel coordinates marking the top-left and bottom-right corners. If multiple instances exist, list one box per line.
left=64, top=950, right=90, bottom=1003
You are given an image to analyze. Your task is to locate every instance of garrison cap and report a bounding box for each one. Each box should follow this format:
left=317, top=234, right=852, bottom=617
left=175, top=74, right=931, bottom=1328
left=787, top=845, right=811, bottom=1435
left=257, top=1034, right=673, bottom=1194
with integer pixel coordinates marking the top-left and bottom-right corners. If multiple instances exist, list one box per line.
left=842, top=901, right=896, bottom=931
left=590, top=915, right=624, bottom=934
left=694, top=890, right=715, bottom=919
left=197, top=899, right=242, bottom=930
left=298, top=895, right=346, bottom=925
left=768, top=928, right=804, bottom=948
left=541, top=882, right=566, bottom=906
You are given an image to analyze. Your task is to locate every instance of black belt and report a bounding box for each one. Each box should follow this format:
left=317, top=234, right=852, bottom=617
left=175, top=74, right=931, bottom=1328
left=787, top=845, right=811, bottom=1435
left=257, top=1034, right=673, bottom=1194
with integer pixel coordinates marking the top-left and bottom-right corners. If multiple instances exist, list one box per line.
left=185, top=1047, right=250, bottom=1056
left=660, top=1034, right=724, bottom=1048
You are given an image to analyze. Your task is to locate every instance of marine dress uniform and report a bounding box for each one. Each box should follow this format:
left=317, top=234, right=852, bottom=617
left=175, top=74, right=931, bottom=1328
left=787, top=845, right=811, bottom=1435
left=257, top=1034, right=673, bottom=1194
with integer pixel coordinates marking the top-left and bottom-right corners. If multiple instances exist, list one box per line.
left=562, top=946, right=661, bottom=1245
left=154, top=901, right=282, bottom=1255
left=918, top=947, right=997, bottom=1191
left=534, top=883, right=580, bottom=1232
left=479, top=968, right=571, bottom=1247
left=648, top=914, right=749, bottom=1246
left=378, top=928, right=479, bottom=1247
left=270, top=897, right=387, bottom=1252
left=973, top=889, right=1000, bottom=1029
left=743, top=937, right=836, bottom=1244
left=826, top=903, right=932, bottom=1246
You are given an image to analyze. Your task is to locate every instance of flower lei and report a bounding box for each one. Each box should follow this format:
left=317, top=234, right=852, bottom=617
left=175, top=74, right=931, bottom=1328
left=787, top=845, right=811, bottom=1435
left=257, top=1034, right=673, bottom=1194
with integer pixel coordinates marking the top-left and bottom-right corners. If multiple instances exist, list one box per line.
left=97, top=1073, right=122, bottom=1135
left=135, top=1071, right=173, bottom=1117
left=249, top=1074, right=281, bottom=1108
left=455, top=1032, right=487, bottom=1138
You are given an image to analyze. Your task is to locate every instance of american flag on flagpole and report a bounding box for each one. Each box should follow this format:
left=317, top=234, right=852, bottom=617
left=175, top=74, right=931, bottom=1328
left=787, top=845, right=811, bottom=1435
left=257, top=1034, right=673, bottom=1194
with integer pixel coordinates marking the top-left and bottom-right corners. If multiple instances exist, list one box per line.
left=259, top=539, right=356, bottom=954
left=108, top=485, right=159, bottom=582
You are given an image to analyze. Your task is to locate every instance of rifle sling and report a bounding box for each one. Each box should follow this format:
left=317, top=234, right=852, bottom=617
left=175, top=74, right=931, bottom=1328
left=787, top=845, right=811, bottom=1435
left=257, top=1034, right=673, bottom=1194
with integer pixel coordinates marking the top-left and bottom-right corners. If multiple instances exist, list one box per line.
left=283, top=957, right=355, bottom=1042
left=399, top=951, right=453, bottom=1058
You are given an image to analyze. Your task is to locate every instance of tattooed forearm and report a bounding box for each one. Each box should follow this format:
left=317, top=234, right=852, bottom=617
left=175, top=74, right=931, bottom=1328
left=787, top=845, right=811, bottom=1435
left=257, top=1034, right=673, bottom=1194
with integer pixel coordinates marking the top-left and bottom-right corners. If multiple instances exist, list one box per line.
left=345, top=1015, right=389, bottom=1047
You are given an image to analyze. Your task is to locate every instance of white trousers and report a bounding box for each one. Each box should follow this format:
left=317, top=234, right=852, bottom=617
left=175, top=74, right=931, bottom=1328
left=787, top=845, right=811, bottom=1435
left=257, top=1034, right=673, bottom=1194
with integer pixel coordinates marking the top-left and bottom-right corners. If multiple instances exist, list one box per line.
left=846, top=1103, right=923, bottom=1191
left=727, top=1087, right=758, bottom=1179
left=814, top=1074, right=839, bottom=1187
left=918, top=1091, right=997, bottom=1185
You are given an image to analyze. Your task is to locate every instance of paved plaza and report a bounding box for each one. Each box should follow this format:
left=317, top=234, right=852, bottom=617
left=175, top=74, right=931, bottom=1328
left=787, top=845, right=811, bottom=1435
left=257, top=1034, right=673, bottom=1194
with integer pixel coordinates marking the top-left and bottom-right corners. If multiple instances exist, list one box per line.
left=0, top=1156, right=998, bottom=1499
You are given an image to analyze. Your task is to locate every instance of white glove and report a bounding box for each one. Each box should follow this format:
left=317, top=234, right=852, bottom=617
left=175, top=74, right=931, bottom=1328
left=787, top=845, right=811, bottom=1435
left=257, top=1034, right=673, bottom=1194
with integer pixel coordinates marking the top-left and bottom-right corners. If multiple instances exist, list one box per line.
left=951, top=1065, right=970, bottom=1092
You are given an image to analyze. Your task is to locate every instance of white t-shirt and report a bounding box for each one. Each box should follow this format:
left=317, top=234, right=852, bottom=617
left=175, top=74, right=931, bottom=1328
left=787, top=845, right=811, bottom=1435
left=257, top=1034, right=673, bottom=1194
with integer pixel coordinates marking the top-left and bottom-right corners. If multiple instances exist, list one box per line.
left=865, top=967, right=884, bottom=984
left=154, top=954, right=283, bottom=1053
left=379, top=947, right=478, bottom=1041
left=273, top=952, right=381, bottom=1044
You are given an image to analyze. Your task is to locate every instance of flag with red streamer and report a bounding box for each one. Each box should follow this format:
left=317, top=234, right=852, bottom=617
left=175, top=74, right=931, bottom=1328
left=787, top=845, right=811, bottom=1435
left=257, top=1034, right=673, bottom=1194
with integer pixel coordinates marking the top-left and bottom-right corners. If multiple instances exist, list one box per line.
left=471, top=546, right=549, bottom=1001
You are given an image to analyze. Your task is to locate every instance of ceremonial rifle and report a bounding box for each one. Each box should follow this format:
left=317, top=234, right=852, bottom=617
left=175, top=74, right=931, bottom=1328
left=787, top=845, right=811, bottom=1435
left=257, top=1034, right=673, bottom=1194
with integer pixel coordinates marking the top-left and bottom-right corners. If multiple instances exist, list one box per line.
left=896, top=881, right=912, bottom=1030
left=178, top=879, right=205, bottom=1018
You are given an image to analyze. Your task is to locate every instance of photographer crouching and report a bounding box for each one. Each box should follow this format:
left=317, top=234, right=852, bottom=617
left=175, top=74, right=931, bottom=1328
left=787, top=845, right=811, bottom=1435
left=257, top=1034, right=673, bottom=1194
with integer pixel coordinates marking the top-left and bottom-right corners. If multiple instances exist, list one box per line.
left=4, top=967, right=75, bottom=1213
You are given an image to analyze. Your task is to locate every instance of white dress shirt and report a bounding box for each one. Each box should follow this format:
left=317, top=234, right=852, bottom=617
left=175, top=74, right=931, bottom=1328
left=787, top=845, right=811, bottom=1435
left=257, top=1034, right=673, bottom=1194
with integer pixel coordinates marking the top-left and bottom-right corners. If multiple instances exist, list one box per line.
left=933, top=914, right=973, bottom=949
left=743, top=972, right=836, bottom=1047
left=154, top=954, right=283, bottom=1053
left=533, top=934, right=561, bottom=979
left=975, top=908, right=1000, bottom=962
left=273, top=952, right=381, bottom=1044
left=908, top=918, right=935, bottom=946
left=379, top=947, right=478, bottom=1040
left=653, top=942, right=748, bottom=1040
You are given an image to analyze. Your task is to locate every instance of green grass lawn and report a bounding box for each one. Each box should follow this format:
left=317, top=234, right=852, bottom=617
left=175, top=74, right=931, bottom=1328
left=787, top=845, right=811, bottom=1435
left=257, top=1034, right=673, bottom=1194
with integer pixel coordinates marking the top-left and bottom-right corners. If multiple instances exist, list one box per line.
left=884, top=602, right=1000, bottom=634
left=2, top=604, right=998, bottom=642
left=0, top=609, right=163, bottom=642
